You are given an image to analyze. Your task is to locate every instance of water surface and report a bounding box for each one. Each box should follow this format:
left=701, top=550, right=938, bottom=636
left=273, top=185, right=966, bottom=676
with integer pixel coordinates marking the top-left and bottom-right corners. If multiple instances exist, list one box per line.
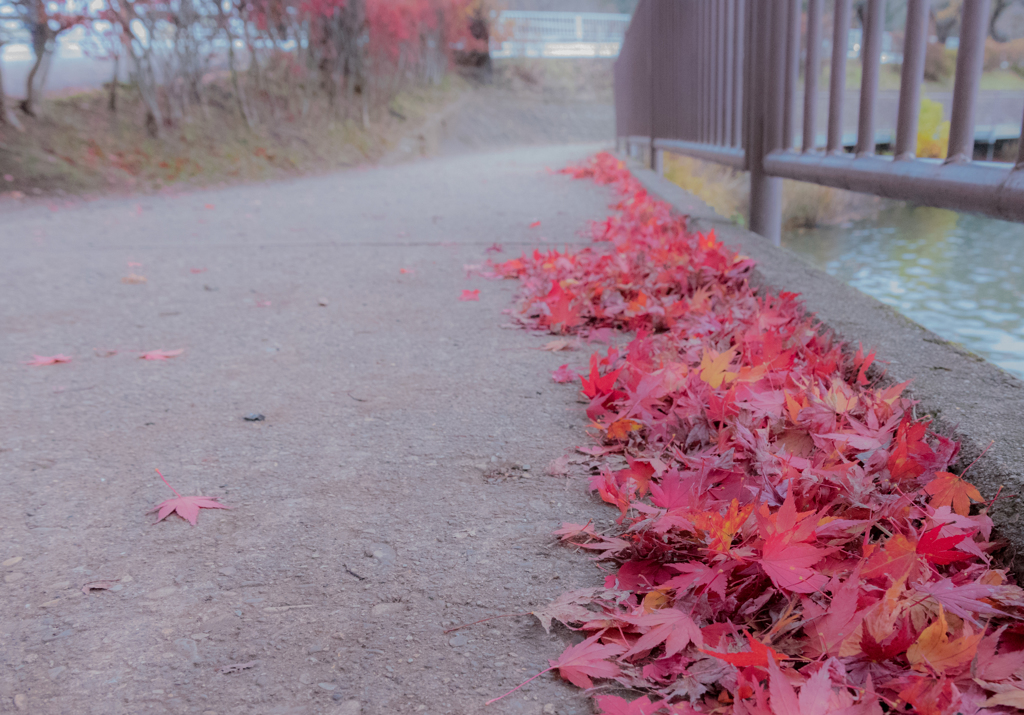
left=782, top=206, right=1024, bottom=379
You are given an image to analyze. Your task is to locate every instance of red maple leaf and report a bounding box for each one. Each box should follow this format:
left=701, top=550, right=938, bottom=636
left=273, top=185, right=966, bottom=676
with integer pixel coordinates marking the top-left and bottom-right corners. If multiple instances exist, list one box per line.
left=620, top=607, right=703, bottom=658
left=701, top=633, right=787, bottom=668
left=458, top=289, right=479, bottom=302
left=594, top=695, right=660, bottom=715
left=916, top=527, right=972, bottom=565
left=149, top=469, right=230, bottom=526
left=758, top=534, right=831, bottom=593
left=549, top=634, right=625, bottom=688
left=581, top=353, right=622, bottom=399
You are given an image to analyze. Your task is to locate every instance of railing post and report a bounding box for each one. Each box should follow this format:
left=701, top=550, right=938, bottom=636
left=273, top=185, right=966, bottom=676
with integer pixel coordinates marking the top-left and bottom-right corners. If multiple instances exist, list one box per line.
left=748, top=0, right=784, bottom=244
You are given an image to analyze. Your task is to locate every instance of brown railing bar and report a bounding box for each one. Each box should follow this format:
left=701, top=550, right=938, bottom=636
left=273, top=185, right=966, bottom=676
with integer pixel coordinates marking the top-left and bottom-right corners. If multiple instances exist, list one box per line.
left=732, top=0, right=745, bottom=150
left=856, top=0, right=886, bottom=156
left=1018, top=106, right=1024, bottom=167
left=765, top=0, right=789, bottom=153
left=895, top=0, right=930, bottom=158
left=654, top=140, right=747, bottom=169
left=717, top=0, right=728, bottom=146
left=749, top=0, right=784, bottom=242
left=724, top=0, right=735, bottom=147
left=764, top=152, right=1024, bottom=223
left=827, top=0, right=852, bottom=154
left=802, top=0, right=823, bottom=151
left=711, top=0, right=720, bottom=146
left=947, top=0, right=990, bottom=163
left=782, top=0, right=801, bottom=149
left=697, top=1, right=705, bottom=143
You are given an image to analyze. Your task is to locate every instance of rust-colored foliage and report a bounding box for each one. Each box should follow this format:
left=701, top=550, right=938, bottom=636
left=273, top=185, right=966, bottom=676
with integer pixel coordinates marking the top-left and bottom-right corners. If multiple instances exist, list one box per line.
left=492, top=153, right=1024, bottom=713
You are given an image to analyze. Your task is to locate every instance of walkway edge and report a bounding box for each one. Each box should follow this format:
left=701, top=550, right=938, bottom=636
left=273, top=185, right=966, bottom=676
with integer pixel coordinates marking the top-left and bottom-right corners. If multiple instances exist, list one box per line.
left=624, top=158, right=1024, bottom=573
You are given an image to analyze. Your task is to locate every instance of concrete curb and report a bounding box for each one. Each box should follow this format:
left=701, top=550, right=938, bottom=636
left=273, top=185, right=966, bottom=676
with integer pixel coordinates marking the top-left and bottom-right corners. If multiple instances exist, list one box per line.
left=624, top=158, right=1024, bottom=572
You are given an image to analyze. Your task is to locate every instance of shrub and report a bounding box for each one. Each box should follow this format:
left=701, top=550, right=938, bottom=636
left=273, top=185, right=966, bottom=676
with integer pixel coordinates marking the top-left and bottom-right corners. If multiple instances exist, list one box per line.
left=924, top=43, right=955, bottom=82
left=917, top=97, right=951, bottom=159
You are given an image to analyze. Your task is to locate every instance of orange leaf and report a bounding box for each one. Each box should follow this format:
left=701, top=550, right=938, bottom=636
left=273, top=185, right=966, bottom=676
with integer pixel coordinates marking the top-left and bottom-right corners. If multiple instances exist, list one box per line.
left=862, top=534, right=920, bottom=583
left=924, top=471, right=983, bottom=516
left=906, top=607, right=982, bottom=674
left=606, top=418, right=641, bottom=441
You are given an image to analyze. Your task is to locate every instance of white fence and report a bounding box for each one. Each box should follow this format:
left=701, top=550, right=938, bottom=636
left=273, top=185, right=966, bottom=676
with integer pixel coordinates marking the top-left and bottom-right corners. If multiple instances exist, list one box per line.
left=490, top=11, right=631, bottom=59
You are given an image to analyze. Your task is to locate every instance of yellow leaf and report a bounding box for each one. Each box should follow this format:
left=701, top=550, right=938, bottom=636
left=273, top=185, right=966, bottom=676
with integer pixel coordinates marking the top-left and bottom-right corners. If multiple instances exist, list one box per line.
left=699, top=348, right=738, bottom=389
left=642, top=590, right=671, bottom=613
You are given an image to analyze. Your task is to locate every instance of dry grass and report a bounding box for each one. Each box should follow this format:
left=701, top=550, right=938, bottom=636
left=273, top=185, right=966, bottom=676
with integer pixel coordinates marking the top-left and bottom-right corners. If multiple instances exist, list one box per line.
left=662, top=153, right=885, bottom=230
left=0, top=74, right=462, bottom=198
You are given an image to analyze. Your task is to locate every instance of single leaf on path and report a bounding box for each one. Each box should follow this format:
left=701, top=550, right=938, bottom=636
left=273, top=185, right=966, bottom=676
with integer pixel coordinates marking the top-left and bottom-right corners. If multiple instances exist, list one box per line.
left=140, top=349, right=184, bottom=361
left=150, top=469, right=230, bottom=526
left=24, top=354, right=72, bottom=366
left=551, top=364, right=577, bottom=383
left=459, top=289, right=480, bottom=301
left=82, top=580, right=117, bottom=594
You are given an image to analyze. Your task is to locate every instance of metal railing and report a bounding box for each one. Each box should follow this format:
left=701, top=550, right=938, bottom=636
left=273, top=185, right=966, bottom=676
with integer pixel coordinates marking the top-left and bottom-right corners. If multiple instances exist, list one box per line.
left=615, top=0, right=1024, bottom=243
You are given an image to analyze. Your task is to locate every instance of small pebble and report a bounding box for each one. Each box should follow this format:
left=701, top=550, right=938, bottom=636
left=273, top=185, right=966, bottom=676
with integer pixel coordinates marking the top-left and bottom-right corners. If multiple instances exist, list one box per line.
left=14, top=694, right=27, bottom=710
left=243, top=413, right=265, bottom=422
left=448, top=634, right=468, bottom=647
left=3, top=557, right=23, bottom=567
left=318, top=298, right=329, bottom=306
left=318, top=682, right=336, bottom=691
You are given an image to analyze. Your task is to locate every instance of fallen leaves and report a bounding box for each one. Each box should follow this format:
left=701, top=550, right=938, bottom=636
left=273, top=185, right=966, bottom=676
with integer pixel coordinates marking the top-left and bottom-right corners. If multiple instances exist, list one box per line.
left=150, top=469, right=230, bottom=526
left=459, top=289, right=480, bottom=301
left=486, top=153, right=1022, bottom=713
left=140, top=349, right=184, bottom=361
left=23, top=354, right=73, bottom=366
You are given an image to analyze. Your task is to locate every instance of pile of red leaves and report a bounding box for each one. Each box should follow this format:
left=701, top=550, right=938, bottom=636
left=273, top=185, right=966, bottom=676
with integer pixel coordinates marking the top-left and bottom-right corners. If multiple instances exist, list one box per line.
left=492, top=153, right=1024, bottom=714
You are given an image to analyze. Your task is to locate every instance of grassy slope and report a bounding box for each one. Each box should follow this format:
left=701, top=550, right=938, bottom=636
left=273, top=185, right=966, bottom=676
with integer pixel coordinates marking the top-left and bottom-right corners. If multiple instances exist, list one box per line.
left=0, top=76, right=462, bottom=199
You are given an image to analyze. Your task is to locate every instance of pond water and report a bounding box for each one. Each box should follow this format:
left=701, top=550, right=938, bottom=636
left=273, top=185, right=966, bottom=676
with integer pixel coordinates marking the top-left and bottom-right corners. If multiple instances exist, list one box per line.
left=782, top=206, right=1024, bottom=379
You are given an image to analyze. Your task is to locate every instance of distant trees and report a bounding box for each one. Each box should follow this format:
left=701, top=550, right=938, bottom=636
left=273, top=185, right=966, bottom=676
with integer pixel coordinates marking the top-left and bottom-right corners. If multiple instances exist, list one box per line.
left=0, top=0, right=491, bottom=136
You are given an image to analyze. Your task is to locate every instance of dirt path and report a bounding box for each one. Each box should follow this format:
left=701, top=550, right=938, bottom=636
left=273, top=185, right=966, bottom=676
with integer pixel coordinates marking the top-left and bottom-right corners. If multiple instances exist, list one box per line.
left=0, top=141, right=619, bottom=714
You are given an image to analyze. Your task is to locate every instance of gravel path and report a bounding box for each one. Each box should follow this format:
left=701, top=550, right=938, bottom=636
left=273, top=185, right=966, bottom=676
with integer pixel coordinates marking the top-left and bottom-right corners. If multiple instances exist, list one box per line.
left=0, top=137, right=620, bottom=715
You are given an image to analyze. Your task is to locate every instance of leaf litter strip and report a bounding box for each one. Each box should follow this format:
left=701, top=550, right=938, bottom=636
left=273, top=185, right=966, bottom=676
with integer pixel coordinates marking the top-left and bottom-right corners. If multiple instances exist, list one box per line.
left=477, top=153, right=1024, bottom=714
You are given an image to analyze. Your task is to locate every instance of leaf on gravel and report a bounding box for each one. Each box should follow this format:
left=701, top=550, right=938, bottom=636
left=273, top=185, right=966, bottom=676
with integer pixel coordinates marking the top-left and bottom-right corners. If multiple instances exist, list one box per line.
left=546, top=455, right=570, bottom=476
left=24, top=354, right=73, bottom=366
left=151, top=495, right=230, bottom=526
left=459, top=289, right=479, bottom=301
left=551, top=364, right=577, bottom=383
left=140, top=349, right=184, bottom=361
left=542, top=338, right=575, bottom=352
left=533, top=589, right=603, bottom=633
left=81, top=581, right=117, bottom=594
left=218, top=660, right=259, bottom=674
left=150, top=469, right=230, bottom=526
